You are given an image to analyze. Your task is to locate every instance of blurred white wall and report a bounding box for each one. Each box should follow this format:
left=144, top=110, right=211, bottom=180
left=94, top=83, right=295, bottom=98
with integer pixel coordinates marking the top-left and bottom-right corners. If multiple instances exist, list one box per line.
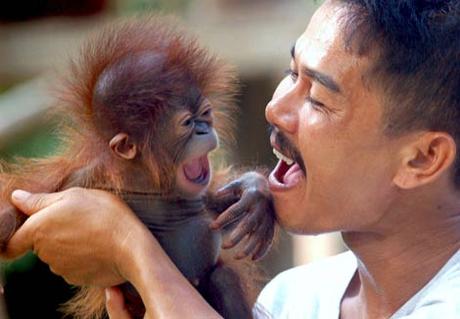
left=293, top=232, right=347, bottom=266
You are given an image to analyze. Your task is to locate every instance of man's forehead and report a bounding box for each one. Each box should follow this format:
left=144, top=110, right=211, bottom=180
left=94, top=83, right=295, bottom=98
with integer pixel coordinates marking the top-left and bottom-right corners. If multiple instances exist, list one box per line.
left=292, top=1, right=371, bottom=93
left=294, top=1, right=347, bottom=67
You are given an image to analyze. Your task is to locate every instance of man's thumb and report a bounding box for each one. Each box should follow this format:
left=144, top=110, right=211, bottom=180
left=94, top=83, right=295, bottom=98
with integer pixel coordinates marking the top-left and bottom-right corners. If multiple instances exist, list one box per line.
left=105, top=287, right=132, bottom=319
left=11, top=190, right=57, bottom=216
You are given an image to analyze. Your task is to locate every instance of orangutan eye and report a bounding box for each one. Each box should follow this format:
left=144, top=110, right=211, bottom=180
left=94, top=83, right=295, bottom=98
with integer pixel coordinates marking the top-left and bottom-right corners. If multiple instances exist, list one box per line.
left=201, top=108, right=211, bottom=117
left=182, top=117, right=193, bottom=127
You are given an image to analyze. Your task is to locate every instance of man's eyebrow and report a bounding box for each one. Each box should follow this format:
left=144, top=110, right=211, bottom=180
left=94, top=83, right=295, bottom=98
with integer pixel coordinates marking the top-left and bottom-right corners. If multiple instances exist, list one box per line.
left=290, top=44, right=342, bottom=94
left=302, top=67, right=341, bottom=93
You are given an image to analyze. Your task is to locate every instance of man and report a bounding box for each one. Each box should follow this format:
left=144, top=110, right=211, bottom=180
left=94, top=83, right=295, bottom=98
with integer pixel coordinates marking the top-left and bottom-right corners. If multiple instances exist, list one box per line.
left=4, top=0, right=460, bottom=318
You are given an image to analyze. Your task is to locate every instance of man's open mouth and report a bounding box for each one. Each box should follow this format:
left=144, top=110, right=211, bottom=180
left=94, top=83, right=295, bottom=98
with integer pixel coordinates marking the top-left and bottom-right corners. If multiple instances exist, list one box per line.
left=272, top=147, right=304, bottom=184
left=269, top=132, right=307, bottom=189
left=268, top=127, right=306, bottom=188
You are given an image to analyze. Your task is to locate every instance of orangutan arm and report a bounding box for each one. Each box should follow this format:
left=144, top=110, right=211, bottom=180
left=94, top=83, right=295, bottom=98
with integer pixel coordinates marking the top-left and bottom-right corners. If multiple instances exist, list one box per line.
left=207, top=171, right=276, bottom=261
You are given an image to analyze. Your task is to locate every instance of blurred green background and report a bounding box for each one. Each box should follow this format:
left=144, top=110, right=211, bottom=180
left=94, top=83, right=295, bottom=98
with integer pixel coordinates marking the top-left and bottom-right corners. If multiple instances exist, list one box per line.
left=0, top=0, right=342, bottom=318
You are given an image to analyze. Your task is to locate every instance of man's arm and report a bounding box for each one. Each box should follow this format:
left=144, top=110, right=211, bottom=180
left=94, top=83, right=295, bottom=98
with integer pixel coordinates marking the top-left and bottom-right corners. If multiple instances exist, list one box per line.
left=4, top=188, right=221, bottom=319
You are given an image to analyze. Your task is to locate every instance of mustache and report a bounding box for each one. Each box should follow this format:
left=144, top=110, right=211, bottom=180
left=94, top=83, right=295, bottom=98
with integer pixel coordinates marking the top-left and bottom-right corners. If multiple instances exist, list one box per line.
left=267, top=125, right=306, bottom=173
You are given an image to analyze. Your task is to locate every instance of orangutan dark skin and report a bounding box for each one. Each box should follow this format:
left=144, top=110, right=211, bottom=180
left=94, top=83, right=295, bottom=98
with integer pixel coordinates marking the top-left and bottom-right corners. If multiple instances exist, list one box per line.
left=0, top=16, right=275, bottom=319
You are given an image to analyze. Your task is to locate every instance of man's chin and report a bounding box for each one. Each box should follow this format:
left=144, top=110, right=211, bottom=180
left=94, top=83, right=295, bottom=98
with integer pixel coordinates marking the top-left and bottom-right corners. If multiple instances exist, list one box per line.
left=273, top=199, right=306, bottom=230
left=273, top=198, right=336, bottom=235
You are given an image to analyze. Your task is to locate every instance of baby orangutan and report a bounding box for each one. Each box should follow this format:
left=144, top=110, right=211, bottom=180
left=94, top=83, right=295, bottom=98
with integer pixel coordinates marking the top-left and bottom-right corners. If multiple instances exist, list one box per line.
left=0, top=16, right=275, bottom=319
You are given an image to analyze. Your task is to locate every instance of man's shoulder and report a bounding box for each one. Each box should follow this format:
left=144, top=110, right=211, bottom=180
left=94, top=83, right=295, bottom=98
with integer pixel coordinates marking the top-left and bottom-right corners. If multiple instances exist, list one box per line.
left=254, top=251, right=356, bottom=319
left=393, top=249, right=460, bottom=318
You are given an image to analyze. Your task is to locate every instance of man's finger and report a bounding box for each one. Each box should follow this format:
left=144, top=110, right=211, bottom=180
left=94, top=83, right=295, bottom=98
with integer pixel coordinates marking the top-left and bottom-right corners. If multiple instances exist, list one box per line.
left=11, top=190, right=63, bottom=216
left=105, top=287, right=132, bottom=319
left=2, top=213, right=42, bottom=259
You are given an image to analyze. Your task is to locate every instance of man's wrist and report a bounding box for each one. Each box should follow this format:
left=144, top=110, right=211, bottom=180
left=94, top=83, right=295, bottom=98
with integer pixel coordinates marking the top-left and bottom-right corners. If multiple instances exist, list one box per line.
left=117, top=226, right=222, bottom=318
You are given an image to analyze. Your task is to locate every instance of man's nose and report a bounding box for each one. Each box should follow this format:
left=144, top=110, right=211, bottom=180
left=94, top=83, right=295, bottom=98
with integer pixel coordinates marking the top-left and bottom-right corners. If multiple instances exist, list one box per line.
left=265, top=86, right=299, bottom=135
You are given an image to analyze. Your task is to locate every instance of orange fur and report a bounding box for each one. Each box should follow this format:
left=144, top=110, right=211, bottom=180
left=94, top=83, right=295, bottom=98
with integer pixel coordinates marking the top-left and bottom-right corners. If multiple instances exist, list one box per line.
left=0, top=14, right=238, bottom=220
left=0, top=15, right=245, bottom=319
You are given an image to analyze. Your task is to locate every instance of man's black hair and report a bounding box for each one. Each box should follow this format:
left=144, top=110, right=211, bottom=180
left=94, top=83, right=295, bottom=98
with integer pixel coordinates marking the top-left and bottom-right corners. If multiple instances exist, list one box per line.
left=339, top=0, right=460, bottom=186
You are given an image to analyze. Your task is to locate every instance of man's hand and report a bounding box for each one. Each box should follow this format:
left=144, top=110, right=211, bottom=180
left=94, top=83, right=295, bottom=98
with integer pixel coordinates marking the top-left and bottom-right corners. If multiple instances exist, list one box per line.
left=3, top=187, right=223, bottom=319
left=105, top=287, right=135, bottom=319
left=3, top=187, right=151, bottom=287
left=210, top=172, right=276, bottom=260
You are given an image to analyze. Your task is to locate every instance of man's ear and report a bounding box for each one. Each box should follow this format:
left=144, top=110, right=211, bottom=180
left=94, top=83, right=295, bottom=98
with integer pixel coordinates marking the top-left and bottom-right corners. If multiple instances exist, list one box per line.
left=109, top=133, right=137, bottom=160
left=393, top=132, right=456, bottom=189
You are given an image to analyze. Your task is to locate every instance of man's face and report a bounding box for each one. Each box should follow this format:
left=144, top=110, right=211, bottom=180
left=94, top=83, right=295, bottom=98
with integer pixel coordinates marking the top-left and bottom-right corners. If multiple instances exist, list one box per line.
left=266, top=0, right=406, bottom=234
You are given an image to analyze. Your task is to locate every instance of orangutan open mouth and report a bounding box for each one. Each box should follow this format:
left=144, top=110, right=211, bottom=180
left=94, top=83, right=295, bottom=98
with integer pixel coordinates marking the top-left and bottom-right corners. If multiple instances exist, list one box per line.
left=183, top=155, right=211, bottom=186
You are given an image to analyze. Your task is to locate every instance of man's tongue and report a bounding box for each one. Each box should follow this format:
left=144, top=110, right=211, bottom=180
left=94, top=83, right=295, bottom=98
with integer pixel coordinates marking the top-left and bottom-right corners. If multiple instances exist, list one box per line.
left=283, top=163, right=302, bottom=185
left=184, top=156, right=207, bottom=181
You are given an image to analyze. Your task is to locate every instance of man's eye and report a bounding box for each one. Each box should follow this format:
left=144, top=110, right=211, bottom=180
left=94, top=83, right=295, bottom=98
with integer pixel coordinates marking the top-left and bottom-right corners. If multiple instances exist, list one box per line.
left=284, top=69, right=299, bottom=82
left=307, top=97, right=326, bottom=111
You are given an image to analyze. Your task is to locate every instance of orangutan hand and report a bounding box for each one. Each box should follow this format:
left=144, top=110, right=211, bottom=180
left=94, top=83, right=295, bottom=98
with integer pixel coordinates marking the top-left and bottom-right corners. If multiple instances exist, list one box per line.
left=3, top=187, right=153, bottom=287
left=210, top=171, right=276, bottom=260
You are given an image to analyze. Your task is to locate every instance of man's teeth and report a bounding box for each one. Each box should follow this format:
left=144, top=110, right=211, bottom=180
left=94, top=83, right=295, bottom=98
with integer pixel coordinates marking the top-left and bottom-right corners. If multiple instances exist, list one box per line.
left=273, top=148, right=294, bottom=165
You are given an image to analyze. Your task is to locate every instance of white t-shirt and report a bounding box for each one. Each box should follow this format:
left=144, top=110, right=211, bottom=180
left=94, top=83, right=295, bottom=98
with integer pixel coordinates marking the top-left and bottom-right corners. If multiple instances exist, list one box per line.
left=254, top=249, right=460, bottom=318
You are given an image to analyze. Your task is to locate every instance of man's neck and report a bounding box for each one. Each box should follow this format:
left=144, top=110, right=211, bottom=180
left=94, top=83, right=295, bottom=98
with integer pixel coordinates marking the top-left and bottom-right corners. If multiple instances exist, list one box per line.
left=340, top=201, right=460, bottom=318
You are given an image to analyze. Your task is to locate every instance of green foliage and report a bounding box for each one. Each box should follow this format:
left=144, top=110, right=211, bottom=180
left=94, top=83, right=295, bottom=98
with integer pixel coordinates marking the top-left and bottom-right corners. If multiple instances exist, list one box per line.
left=0, top=123, right=60, bottom=273
left=117, top=0, right=190, bottom=14
left=0, top=123, right=65, bottom=318
left=0, top=123, right=60, bottom=160
left=1, top=252, right=38, bottom=276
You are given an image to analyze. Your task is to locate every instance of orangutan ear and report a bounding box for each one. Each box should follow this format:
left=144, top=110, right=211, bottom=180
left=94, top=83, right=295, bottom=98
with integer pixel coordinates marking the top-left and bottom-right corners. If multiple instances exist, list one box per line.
left=393, top=132, right=456, bottom=189
left=109, top=133, right=138, bottom=160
